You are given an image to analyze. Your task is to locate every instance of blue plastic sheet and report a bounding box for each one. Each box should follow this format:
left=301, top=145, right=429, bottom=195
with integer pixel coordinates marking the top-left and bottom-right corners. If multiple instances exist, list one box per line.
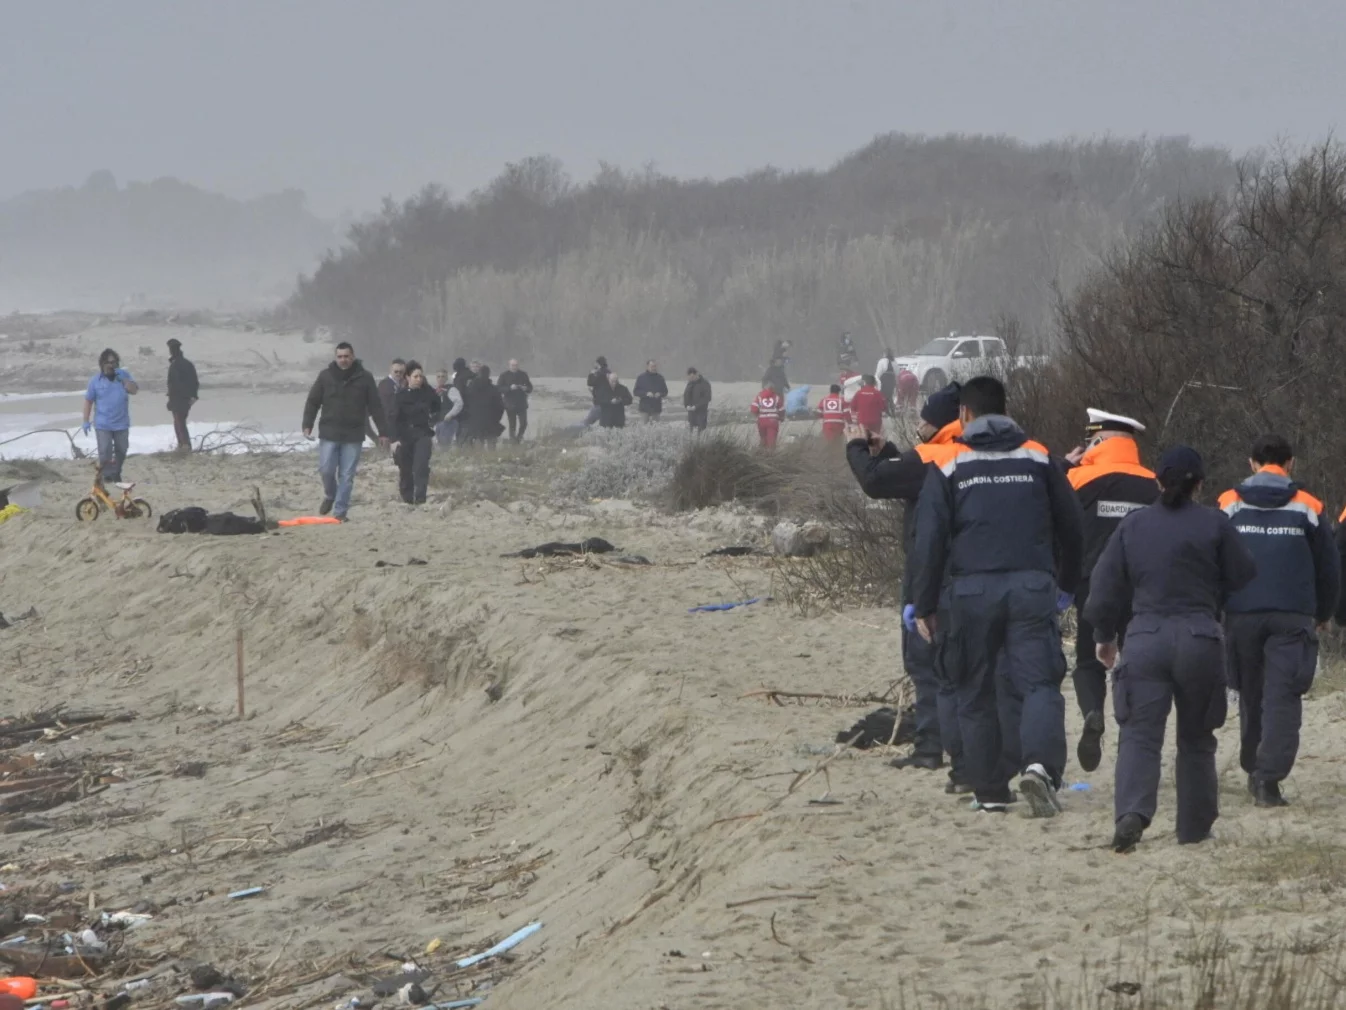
left=689, top=597, right=765, bottom=613
left=456, top=921, right=543, bottom=969
left=784, top=385, right=811, bottom=418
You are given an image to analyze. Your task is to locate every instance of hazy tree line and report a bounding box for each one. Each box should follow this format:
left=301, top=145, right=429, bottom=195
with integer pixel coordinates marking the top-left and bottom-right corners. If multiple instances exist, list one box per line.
left=285, top=134, right=1237, bottom=378
left=0, top=171, right=335, bottom=311
left=1012, top=141, right=1346, bottom=508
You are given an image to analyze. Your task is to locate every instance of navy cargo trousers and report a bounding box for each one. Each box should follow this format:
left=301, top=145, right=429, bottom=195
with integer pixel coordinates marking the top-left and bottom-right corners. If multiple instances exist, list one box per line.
left=903, top=624, right=964, bottom=776
left=1113, top=614, right=1227, bottom=842
left=1225, top=612, right=1318, bottom=785
left=938, top=570, right=1067, bottom=803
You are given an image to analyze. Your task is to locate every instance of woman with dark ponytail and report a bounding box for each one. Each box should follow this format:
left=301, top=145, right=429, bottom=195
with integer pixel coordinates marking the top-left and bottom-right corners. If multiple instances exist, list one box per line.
left=1084, top=446, right=1257, bottom=852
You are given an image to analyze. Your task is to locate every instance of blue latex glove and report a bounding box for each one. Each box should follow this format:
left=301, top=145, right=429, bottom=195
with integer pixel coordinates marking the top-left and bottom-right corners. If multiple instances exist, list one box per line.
left=114, top=367, right=129, bottom=381
left=81, top=421, right=92, bottom=436
left=1056, top=590, right=1074, bottom=614
left=902, top=603, right=917, bottom=632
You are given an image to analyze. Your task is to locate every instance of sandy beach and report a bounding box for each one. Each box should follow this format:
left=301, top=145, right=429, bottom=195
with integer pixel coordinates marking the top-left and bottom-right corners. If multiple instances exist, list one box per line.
left=1, top=320, right=1345, bottom=1008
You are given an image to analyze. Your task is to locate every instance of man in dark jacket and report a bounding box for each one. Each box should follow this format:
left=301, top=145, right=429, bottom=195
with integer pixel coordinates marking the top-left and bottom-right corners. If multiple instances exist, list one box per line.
left=633, top=360, right=668, bottom=422
left=302, top=342, right=388, bottom=520
left=372, top=358, right=406, bottom=452
left=165, top=337, right=199, bottom=453
left=584, top=356, right=611, bottom=426
left=911, top=375, right=1084, bottom=817
left=1219, top=434, right=1340, bottom=807
left=450, top=357, right=474, bottom=443
left=465, top=366, right=506, bottom=447
left=378, top=359, right=406, bottom=422
left=847, top=383, right=966, bottom=789
left=684, top=367, right=712, bottom=431
left=1062, top=408, right=1159, bottom=772
left=497, top=358, right=534, bottom=443
left=598, top=373, right=634, bottom=428
left=762, top=357, right=790, bottom=395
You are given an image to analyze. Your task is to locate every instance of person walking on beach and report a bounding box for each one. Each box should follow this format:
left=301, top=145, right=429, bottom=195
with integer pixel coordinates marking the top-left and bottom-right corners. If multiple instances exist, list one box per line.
left=1087, top=447, right=1257, bottom=851
left=379, top=359, right=407, bottom=421
left=373, top=358, right=406, bottom=452
left=584, top=356, right=611, bottom=427
left=750, top=384, right=785, bottom=448
left=598, top=372, right=634, bottom=428
left=390, top=361, right=444, bottom=505
left=450, top=358, right=474, bottom=444
left=911, top=375, right=1083, bottom=817
left=634, top=360, right=668, bottom=422
left=684, top=367, right=712, bottom=431
left=165, top=338, right=199, bottom=453
left=850, top=374, right=887, bottom=436
left=82, top=348, right=139, bottom=484
left=465, top=365, right=506, bottom=447
left=302, top=342, right=388, bottom=521
left=816, top=384, right=848, bottom=442
left=846, top=383, right=966, bottom=788
left=1218, top=434, right=1339, bottom=808
left=1061, top=408, right=1158, bottom=772
left=497, top=359, right=534, bottom=443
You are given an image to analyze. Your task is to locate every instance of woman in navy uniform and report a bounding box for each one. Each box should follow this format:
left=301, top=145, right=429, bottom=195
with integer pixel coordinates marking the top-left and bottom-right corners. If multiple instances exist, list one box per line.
left=1085, top=446, right=1256, bottom=852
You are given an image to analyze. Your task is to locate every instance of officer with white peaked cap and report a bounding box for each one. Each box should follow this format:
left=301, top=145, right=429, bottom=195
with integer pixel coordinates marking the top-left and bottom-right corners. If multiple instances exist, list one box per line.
left=1063, top=407, right=1158, bottom=773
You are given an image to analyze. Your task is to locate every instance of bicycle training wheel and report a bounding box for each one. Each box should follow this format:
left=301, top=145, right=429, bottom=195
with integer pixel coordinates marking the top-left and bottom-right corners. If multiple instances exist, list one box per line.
left=75, top=498, right=100, bottom=521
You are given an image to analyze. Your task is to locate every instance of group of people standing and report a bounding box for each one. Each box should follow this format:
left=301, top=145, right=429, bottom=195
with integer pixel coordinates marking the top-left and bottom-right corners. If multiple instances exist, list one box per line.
left=849, top=374, right=1341, bottom=853
left=583, top=357, right=714, bottom=431
left=300, top=345, right=536, bottom=517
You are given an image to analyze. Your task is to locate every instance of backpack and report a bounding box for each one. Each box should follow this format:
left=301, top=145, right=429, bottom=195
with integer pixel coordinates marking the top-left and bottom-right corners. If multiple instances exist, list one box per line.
left=157, top=507, right=209, bottom=534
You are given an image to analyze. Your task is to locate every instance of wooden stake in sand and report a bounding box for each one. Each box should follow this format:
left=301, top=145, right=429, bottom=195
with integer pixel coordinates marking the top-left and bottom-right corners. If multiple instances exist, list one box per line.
left=236, top=628, right=246, bottom=719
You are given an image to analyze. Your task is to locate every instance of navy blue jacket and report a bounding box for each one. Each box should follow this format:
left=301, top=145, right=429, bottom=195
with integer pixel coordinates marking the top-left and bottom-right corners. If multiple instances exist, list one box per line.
left=1218, top=468, right=1340, bottom=623
left=911, top=415, right=1084, bottom=617
left=847, top=426, right=962, bottom=604
left=1085, top=499, right=1257, bottom=643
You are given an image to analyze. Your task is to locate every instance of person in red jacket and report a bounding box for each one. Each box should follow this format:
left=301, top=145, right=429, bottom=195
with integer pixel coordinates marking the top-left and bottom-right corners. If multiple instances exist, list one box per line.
left=850, top=374, right=887, bottom=435
left=896, top=368, right=920, bottom=411
left=751, top=386, right=785, bottom=448
left=816, top=383, right=847, bottom=441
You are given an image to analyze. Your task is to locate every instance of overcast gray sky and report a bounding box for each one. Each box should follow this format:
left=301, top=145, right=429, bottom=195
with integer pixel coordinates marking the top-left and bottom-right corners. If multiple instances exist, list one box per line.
left=3, top=0, right=1342, bottom=216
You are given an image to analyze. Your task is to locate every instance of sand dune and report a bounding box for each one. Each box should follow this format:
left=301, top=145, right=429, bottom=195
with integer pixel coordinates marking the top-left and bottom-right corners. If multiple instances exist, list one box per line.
left=1, top=446, right=1344, bottom=1008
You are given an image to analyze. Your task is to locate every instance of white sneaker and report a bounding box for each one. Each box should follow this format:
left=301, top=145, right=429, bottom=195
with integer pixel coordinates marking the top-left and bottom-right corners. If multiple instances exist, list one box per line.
left=1018, top=763, right=1062, bottom=819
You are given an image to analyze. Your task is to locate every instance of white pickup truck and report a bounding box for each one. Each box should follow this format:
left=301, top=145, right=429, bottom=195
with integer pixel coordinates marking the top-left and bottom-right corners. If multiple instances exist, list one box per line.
left=877, top=335, right=1044, bottom=394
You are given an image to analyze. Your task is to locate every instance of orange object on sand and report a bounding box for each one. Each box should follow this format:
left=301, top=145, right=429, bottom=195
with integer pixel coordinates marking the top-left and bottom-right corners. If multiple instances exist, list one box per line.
left=0, top=978, right=38, bottom=999
left=277, top=516, right=342, bottom=527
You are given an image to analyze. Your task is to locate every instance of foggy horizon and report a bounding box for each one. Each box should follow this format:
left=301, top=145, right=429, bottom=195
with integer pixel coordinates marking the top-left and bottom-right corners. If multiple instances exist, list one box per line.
left=4, top=0, right=1344, bottom=217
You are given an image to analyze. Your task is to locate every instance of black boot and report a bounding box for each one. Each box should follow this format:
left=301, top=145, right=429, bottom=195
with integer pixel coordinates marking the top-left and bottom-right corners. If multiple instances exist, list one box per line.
left=1253, top=778, right=1289, bottom=808
left=1077, top=710, right=1105, bottom=773
left=889, top=752, right=943, bottom=771
left=1112, top=813, right=1145, bottom=853
left=945, top=771, right=973, bottom=795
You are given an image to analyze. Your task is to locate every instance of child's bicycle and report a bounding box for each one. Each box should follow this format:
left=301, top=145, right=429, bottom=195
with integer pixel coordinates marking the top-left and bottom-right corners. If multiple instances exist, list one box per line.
left=75, top=462, right=152, bottom=521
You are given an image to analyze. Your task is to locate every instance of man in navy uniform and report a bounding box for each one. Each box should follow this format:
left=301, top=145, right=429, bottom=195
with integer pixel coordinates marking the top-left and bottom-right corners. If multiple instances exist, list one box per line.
left=911, top=376, right=1084, bottom=817
left=1062, top=409, right=1158, bottom=772
left=1219, top=434, right=1339, bottom=808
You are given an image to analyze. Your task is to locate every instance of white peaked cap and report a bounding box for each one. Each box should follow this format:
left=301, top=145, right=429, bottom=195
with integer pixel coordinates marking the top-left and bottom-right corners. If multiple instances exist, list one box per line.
left=1085, top=408, right=1145, bottom=433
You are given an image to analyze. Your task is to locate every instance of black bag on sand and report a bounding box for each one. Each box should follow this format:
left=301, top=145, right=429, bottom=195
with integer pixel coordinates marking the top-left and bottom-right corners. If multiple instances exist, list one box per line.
left=157, top=507, right=209, bottom=534
left=203, top=512, right=266, bottom=536
left=836, top=706, right=918, bottom=748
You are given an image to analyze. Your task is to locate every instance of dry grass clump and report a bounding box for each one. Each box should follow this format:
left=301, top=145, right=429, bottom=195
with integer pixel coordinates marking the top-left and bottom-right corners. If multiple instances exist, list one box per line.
left=889, top=925, right=1346, bottom=1009
left=772, top=489, right=904, bottom=614
left=550, top=424, right=692, bottom=501
left=664, top=431, right=849, bottom=513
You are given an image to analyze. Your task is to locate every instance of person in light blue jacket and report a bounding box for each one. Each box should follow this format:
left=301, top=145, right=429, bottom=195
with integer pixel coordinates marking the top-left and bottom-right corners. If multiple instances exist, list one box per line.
left=82, top=348, right=139, bottom=483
